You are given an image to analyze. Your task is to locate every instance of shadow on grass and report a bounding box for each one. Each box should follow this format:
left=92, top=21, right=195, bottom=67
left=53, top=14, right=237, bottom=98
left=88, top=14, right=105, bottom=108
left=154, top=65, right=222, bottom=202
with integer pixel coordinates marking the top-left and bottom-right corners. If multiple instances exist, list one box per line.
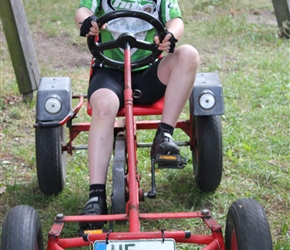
left=2, top=165, right=217, bottom=216
left=138, top=166, right=217, bottom=214
left=2, top=177, right=84, bottom=216
left=2, top=179, right=53, bottom=209
left=1, top=178, right=85, bottom=239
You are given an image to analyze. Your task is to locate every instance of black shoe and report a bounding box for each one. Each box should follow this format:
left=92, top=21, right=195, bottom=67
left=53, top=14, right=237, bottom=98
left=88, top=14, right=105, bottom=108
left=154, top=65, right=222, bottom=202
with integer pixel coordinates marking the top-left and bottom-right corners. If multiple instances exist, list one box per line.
left=79, top=196, right=108, bottom=230
left=150, top=128, right=180, bottom=160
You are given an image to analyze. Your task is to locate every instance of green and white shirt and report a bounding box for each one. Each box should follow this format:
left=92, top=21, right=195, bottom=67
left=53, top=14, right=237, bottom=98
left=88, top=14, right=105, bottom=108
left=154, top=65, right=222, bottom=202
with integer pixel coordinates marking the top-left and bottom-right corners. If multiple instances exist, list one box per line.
left=79, top=0, right=182, bottom=69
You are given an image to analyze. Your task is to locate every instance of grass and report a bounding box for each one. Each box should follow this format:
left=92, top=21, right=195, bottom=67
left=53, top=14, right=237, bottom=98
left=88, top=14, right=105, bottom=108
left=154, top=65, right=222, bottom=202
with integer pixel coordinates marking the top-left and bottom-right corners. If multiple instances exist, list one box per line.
left=1, top=0, right=289, bottom=249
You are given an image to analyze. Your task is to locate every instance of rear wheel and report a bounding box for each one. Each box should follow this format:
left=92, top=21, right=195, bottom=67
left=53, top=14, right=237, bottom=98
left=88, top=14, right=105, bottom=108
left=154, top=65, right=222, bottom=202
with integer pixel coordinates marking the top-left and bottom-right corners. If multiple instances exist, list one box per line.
left=225, top=198, right=273, bottom=250
left=35, top=126, right=66, bottom=195
left=191, top=115, right=223, bottom=192
left=1, top=205, right=44, bottom=250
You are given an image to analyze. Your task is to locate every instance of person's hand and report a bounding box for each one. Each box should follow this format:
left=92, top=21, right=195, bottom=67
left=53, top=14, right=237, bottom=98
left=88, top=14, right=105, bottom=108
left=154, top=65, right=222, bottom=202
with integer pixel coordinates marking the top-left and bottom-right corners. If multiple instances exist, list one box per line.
left=80, top=15, right=107, bottom=37
left=154, top=31, right=178, bottom=53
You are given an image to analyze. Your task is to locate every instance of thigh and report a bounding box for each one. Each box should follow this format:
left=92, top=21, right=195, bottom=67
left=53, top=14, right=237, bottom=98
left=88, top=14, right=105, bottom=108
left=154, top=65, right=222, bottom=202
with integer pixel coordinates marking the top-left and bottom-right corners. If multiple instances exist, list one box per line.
left=88, top=68, right=125, bottom=108
left=133, top=59, right=166, bottom=105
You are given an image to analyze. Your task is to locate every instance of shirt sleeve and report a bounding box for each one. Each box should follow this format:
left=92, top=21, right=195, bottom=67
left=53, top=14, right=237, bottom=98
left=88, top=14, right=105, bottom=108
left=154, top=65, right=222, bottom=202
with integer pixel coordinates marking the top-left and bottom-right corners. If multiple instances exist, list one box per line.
left=160, top=0, right=182, bottom=24
left=79, top=0, right=101, bottom=14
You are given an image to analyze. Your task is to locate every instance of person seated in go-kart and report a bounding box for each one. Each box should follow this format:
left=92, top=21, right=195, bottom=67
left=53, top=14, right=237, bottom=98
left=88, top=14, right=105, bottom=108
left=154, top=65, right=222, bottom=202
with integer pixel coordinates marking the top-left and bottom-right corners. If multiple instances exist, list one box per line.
left=75, top=0, right=200, bottom=229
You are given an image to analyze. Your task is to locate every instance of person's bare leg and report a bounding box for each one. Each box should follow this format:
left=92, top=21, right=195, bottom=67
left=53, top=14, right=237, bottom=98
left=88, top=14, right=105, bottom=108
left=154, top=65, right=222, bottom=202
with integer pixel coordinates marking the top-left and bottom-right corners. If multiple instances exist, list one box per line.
left=158, top=44, right=200, bottom=126
left=150, top=45, right=199, bottom=159
left=79, top=88, right=119, bottom=230
left=88, top=88, right=120, bottom=184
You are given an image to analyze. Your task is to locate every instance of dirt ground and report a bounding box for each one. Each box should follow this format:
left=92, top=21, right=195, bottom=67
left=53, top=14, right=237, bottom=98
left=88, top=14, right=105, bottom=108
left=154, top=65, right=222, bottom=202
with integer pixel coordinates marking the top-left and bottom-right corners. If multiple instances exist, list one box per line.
left=32, top=9, right=277, bottom=69
left=32, top=32, right=92, bottom=70
left=1, top=9, right=278, bottom=73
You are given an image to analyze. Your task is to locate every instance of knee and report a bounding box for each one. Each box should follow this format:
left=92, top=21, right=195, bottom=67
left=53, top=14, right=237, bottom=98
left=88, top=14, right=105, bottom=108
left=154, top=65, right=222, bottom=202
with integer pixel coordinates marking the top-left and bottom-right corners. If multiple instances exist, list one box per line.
left=176, top=44, right=200, bottom=68
left=90, top=96, right=118, bottom=120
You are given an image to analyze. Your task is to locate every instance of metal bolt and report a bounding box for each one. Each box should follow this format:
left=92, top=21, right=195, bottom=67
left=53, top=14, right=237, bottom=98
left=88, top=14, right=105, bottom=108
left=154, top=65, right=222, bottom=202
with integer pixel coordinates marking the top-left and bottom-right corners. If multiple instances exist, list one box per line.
left=201, top=209, right=210, bottom=215
left=56, top=213, right=64, bottom=219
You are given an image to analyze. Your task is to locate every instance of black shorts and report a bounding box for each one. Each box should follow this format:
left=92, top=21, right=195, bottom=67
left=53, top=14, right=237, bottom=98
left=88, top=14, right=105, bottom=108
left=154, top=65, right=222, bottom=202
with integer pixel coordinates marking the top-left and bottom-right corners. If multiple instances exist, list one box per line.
left=88, top=59, right=166, bottom=109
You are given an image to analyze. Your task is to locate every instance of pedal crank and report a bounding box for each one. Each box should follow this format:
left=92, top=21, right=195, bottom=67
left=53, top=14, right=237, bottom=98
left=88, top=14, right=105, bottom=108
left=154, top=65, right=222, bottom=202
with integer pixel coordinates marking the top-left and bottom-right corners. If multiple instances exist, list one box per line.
left=146, top=154, right=187, bottom=198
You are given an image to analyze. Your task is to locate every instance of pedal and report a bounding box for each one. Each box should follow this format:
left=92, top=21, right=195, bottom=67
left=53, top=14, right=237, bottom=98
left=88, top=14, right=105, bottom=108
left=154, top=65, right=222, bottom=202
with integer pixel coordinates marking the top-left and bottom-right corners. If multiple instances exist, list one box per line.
left=155, top=154, right=187, bottom=169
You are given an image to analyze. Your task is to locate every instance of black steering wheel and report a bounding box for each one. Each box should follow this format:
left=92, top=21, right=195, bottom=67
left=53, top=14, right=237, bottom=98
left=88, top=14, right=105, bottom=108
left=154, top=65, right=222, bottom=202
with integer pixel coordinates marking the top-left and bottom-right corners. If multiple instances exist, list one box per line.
left=87, top=10, right=167, bottom=69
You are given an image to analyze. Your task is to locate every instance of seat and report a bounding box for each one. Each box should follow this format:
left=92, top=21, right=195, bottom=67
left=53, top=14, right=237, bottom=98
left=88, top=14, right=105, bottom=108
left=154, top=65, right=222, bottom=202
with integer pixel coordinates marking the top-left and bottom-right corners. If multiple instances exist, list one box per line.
left=87, top=97, right=164, bottom=117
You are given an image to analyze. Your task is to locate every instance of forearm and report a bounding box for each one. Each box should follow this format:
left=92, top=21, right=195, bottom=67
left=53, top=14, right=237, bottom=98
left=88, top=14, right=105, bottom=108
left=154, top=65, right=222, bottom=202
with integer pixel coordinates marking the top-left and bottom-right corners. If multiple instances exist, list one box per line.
left=75, top=7, right=94, bottom=29
left=166, top=18, right=184, bottom=41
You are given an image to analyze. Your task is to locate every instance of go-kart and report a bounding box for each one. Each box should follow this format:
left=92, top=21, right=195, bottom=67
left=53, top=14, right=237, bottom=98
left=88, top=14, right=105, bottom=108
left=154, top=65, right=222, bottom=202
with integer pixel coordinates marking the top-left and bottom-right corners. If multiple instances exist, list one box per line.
left=1, top=10, right=273, bottom=250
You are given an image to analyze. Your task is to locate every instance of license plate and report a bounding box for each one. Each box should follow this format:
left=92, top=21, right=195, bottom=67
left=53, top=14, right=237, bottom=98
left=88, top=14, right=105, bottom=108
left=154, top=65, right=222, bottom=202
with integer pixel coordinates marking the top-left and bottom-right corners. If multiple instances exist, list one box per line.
left=93, top=239, right=176, bottom=250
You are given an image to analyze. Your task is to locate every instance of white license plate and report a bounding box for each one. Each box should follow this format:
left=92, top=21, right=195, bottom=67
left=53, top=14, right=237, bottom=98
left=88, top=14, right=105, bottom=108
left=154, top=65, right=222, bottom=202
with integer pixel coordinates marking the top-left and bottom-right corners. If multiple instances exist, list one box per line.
left=93, top=239, right=176, bottom=250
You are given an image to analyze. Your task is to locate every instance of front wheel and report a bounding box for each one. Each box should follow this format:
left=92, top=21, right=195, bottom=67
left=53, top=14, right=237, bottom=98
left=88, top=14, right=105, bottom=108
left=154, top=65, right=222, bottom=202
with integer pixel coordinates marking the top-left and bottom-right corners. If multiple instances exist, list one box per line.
left=191, top=115, right=223, bottom=192
left=225, top=198, right=273, bottom=250
left=35, top=126, right=66, bottom=195
left=1, top=205, right=44, bottom=250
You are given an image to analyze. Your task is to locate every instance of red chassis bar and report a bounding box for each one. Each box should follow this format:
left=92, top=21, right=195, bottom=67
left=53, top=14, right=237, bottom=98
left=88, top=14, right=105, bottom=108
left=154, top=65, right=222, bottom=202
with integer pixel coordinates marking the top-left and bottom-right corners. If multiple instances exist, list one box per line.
left=47, top=211, right=225, bottom=250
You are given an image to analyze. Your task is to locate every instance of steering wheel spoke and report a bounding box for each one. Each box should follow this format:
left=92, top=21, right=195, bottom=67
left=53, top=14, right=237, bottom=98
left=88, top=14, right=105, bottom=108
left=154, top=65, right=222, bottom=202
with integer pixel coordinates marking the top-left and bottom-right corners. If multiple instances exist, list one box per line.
left=134, top=40, right=157, bottom=52
left=97, top=40, right=119, bottom=50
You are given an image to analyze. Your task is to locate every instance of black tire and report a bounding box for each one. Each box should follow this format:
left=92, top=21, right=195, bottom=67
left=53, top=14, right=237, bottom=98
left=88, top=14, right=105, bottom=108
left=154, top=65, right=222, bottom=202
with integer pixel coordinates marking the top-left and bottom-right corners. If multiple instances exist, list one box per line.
left=111, top=136, right=127, bottom=225
left=1, top=205, right=44, bottom=250
left=191, top=115, right=223, bottom=192
left=35, top=126, right=66, bottom=195
left=225, top=198, right=273, bottom=250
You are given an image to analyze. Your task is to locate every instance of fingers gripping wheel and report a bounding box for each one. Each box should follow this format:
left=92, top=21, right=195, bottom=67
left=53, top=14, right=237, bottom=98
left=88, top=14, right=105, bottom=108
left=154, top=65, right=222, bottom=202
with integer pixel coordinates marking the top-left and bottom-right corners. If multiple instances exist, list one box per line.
left=87, top=10, right=167, bottom=69
left=80, top=15, right=98, bottom=37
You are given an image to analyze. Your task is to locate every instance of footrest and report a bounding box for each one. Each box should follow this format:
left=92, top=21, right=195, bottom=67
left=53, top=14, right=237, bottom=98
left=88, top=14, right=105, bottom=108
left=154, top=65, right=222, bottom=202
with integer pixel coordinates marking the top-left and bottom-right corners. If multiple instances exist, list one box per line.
left=155, top=154, right=187, bottom=169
